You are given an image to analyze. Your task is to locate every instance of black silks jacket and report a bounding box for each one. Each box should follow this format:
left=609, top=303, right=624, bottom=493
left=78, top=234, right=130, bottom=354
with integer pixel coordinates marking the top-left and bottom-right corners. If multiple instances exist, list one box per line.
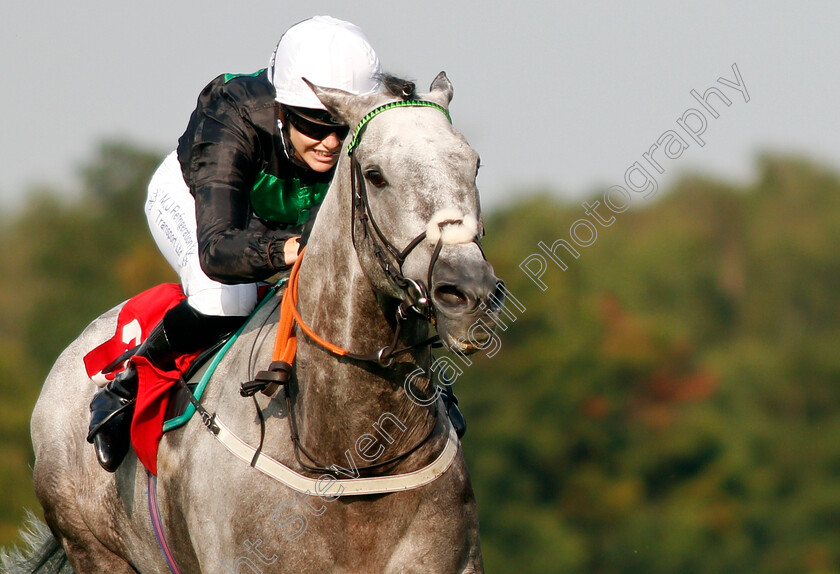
left=176, top=69, right=333, bottom=285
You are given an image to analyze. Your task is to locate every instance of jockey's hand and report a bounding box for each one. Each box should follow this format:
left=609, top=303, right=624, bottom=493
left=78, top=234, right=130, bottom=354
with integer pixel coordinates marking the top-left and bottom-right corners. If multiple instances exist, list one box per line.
left=284, top=237, right=300, bottom=266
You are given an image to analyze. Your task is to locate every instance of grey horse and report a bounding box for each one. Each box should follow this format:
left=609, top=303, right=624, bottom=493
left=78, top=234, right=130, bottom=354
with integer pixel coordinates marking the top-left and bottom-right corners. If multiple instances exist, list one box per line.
left=12, top=73, right=501, bottom=573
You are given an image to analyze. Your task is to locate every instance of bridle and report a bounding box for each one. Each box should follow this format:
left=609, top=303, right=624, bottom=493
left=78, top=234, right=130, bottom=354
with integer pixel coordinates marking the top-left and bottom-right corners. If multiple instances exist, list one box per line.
left=244, top=98, right=487, bottom=476
left=348, top=100, right=486, bottom=342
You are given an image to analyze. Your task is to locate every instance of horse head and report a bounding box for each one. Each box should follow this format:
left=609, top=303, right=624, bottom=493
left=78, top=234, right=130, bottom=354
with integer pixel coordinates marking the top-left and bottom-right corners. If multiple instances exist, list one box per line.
left=308, top=72, right=504, bottom=354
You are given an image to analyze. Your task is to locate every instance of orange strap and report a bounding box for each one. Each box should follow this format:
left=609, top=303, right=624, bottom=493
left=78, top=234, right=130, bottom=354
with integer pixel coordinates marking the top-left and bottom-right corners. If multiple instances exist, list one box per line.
left=272, top=250, right=352, bottom=366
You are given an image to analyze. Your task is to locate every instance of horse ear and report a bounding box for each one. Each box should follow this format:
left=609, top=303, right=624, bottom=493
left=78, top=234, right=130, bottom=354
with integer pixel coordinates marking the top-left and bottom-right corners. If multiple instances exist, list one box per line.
left=426, top=71, right=454, bottom=108
left=303, top=78, right=376, bottom=129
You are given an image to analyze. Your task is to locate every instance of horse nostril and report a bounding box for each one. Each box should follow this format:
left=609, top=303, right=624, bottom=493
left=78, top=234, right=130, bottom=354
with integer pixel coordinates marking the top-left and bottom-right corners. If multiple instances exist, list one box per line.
left=434, top=284, right=470, bottom=309
left=488, top=280, right=506, bottom=310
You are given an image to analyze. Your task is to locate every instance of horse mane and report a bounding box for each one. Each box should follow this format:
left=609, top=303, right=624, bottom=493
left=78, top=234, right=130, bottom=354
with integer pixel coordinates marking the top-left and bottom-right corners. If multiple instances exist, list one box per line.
left=379, top=73, right=417, bottom=100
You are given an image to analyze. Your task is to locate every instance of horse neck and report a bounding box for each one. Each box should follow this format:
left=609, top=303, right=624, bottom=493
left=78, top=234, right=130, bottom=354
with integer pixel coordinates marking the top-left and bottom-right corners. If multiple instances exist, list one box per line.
left=291, top=174, right=437, bottom=468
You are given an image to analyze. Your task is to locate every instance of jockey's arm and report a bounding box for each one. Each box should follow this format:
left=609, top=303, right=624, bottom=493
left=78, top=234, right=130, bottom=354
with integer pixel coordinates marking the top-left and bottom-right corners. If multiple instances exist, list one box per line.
left=193, top=180, right=302, bottom=284
left=183, top=93, right=304, bottom=284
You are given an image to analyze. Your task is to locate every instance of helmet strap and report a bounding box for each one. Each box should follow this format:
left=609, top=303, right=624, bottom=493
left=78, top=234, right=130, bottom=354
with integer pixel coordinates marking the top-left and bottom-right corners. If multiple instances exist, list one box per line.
left=277, top=112, right=312, bottom=171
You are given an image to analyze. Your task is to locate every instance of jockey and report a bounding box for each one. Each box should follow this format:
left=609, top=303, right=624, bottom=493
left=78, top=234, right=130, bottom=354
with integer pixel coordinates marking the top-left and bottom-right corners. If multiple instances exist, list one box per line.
left=87, top=16, right=382, bottom=472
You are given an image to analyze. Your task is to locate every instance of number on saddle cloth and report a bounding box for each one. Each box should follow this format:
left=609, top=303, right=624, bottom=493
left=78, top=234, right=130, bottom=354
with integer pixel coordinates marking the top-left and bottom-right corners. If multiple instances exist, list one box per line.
left=83, top=283, right=187, bottom=386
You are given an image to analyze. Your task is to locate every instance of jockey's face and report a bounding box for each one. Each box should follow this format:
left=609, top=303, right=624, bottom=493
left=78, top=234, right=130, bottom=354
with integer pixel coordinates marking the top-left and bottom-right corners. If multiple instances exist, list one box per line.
left=280, top=106, right=345, bottom=172
left=287, top=125, right=342, bottom=172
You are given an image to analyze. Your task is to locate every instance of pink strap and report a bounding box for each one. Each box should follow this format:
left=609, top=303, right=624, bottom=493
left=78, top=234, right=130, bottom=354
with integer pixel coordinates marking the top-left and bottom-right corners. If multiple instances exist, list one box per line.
left=147, top=471, right=184, bottom=574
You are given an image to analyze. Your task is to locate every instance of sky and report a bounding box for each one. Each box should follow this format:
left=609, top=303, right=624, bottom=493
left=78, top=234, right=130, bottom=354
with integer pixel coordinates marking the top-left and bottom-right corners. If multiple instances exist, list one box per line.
left=2, top=1, right=838, bottom=212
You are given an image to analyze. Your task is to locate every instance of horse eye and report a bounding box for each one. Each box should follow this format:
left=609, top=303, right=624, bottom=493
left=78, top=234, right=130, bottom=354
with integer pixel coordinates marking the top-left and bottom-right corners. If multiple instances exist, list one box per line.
left=365, top=169, right=388, bottom=188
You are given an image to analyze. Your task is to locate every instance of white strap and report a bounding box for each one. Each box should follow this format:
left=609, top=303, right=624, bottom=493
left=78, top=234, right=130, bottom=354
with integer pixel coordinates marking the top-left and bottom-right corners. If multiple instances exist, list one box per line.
left=211, top=417, right=460, bottom=495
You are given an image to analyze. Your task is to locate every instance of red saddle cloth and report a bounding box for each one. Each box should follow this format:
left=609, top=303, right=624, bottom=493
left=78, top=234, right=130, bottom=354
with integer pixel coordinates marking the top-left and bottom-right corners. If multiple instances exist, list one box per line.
left=83, top=283, right=201, bottom=475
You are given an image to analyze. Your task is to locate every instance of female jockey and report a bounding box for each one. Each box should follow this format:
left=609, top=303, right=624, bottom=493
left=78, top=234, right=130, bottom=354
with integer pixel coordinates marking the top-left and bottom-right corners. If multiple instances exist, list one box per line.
left=87, top=16, right=382, bottom=472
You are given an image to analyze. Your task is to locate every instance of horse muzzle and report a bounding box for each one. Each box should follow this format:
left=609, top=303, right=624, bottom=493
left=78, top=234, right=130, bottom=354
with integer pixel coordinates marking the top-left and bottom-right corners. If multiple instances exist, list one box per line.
left=430, top=256, right=505, bottom=354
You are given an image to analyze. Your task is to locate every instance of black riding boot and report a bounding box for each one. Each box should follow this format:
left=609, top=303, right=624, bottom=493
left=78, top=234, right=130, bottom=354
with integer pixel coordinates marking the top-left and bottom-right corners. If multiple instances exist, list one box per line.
left=87, top=321, right=177, bottom=472
left=443, top=386, right=467, bottom=439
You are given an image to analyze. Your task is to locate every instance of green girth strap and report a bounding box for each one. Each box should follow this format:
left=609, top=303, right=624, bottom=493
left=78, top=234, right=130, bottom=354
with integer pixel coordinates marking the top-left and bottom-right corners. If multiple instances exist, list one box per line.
left=346, top=100, right=451, bottom=155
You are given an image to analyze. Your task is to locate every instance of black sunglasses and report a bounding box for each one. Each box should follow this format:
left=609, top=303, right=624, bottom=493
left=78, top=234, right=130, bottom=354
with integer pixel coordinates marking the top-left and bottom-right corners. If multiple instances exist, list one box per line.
left=283, top=106, right=350, bottom=140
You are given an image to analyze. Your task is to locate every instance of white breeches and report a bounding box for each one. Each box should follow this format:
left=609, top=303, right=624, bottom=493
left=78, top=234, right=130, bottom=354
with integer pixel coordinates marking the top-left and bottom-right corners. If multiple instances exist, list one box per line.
left=144, top=151, right=257, bottom=317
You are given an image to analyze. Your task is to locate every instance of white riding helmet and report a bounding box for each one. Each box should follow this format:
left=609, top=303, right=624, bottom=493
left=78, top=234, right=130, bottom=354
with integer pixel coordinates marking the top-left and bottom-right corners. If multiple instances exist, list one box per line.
left=269, top=16, right=382, bottom=110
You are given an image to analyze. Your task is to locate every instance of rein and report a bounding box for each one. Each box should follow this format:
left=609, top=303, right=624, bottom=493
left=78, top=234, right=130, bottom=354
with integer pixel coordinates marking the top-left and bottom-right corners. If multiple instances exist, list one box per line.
left=244, top=251, right=441, bottom=476
left=268, top=250, right=440, bottom=369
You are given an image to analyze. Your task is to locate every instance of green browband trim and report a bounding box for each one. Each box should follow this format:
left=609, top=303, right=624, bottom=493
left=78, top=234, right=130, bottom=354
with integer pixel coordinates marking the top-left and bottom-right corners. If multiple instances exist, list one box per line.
left=347, top=100, right=451, bottom=155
